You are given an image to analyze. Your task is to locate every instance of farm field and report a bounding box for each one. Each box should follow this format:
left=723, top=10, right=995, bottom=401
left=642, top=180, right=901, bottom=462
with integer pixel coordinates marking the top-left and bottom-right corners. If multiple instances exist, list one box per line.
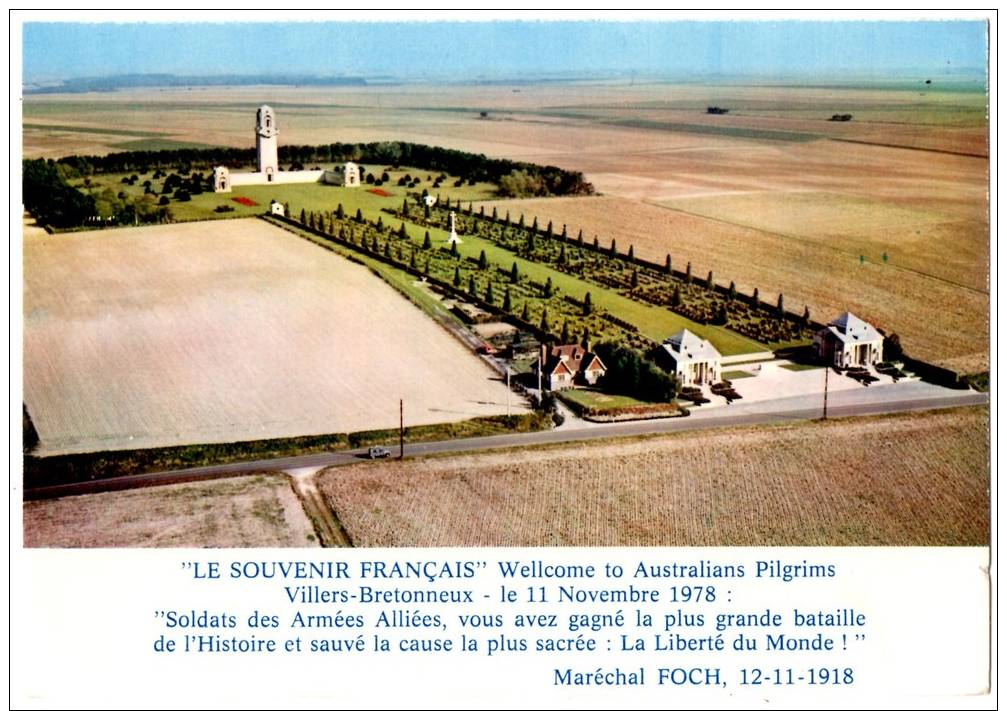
left=319, top=407, right=989, bottom=547
left=24, top=474, right=317, bottom=547
left=24, top=81, right=989, bottom=371
left=475, top=195, right=988, bottom=371
left=24, top=218, right=526, bottom=455
left=22, top=81, right=987, bottom=160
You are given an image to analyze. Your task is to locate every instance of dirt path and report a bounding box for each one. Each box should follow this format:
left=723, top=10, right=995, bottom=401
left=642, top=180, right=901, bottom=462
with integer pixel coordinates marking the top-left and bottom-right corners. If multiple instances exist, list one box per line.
left=286, top=466, right=352, bottom=547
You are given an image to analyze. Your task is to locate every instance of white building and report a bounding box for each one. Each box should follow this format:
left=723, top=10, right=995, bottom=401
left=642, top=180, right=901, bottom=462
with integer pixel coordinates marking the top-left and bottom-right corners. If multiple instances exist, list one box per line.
left=814, top=312, right=884, bottom=368
left=269, top=201, right=285, bottom=216
left=320, top=162, right=361, bottom=187
left=213, top=106, right=359, bottom=193
left=657, top=329, right=722, bottom=386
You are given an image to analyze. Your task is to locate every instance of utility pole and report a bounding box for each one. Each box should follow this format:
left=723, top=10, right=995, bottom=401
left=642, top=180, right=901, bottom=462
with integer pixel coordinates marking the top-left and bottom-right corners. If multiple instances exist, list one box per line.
left=506, top=368, right=511, bottom=417
left=822, top=365, right=829, bottom=420
left=537, top=344, right=543, bottom=399
left=399, top=399, right=404, bottom=460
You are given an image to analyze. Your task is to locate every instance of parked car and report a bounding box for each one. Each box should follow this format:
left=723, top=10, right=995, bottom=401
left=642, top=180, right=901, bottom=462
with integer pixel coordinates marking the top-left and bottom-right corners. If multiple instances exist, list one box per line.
left=368, top=446, right=392, bottom=459
left=475, top=343, right=497, bottom=355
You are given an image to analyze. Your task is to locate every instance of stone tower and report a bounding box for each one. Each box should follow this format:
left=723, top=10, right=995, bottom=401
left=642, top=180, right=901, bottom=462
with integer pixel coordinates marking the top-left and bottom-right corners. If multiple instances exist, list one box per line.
left=256, top=105, right=279, bottom=180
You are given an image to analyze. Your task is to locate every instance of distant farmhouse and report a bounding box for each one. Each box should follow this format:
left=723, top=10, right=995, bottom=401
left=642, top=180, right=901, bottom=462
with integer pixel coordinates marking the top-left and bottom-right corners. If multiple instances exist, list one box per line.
left=655, top=329, right=722, bottom=386
left=814, top=312, right=884, bottom=368
left=536, top=344, right=607, bottom=391
left=213, top=105, right=360, bottom=193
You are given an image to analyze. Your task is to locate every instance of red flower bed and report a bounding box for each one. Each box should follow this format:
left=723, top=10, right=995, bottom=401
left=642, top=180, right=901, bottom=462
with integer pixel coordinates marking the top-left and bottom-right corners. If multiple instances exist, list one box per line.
left=367, top=188, right=392, bottom=197
left=231, top=197, right=258, bottom=207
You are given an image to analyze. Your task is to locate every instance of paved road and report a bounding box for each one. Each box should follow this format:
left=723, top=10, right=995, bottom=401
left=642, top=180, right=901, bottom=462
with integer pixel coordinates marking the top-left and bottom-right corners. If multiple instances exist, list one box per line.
left=24, top=384, right=987, bottom=501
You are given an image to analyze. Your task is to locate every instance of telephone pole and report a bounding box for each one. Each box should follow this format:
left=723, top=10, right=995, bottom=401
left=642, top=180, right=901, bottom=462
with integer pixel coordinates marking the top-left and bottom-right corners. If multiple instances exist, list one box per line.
left=506, top=368, right=511, bottom=417
left=822, top=366, right=829, bottom=420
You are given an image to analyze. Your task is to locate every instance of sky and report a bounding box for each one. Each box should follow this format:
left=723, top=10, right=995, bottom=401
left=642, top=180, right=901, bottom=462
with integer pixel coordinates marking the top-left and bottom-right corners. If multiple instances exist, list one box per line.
left=22, top=19, right=988, bottom=83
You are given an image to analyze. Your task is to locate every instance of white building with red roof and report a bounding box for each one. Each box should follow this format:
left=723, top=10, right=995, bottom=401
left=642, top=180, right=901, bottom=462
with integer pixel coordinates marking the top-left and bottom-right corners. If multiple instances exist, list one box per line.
left=536, top=344, right=607, bottom=391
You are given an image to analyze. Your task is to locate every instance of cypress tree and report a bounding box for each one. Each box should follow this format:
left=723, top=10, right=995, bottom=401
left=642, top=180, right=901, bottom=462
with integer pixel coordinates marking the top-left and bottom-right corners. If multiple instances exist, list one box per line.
left=503, top=287, right=512, bottom=312
left=583, top=292, right=593, bottom=316
left=686, top=262, right=692, bottom=284
left=558, top=244, right=566, bottom=264
left=593, top=235, right=599, bottom=250
left=505, top=210, right=510, bottom=225
left=521, top=302, right=530, bottom=321
left=543, top=277, right=553, bottom=298
left=707, top=271, right=714, bottom=290
left=479, top=205, right=485, bottom=217
left=402, top=198, right=409, bottom=215
left=335, top=203, right=344, bottom=220
left=518, top=214, right=525, bottom=229
left=510, top=262, right=519, bottom=284
left=672, top=285, right=682, bottom=307
left=453, top=265, right=462, bottom=287
left=492, top=206, right=498, bottom=222
left=628, top=244, right=635, bottom=260
left=468, top=275, right=477, bottom=297
left=561, top=319, right=571, bottom=343
left=577, top=229, right=584, bottom=246
left=631, top=270, right=639, bottom=288
left=424, top=203, right=430, bottom=219
left=355, top=208, right=363, bottom=223
left=410, top=250, right=417, bottom=269
left=478, top=250, right=488, bottom=270
left=371, top=236, right=379, bottom=252
left=777, top=293, right=785, bottom=318
left=383, top=240, right=391, bottom=258
left=532, top=216, right=538, bottom=233
left=802, top=305, right=810, bottom=325
left=284, top=202, right=290, bottom=217
left=398, top=222, right=407, bottom=239
left=376, top=216, right=384, bottom=232
left=729, top=281, right=736, bottom=300
left=299, top=208, right=307, bottom=224
left=540, top=308, right=549, bottom=333
left=561, top=224, right=568, bottom=241
left=485, top=282, right=495, bottom=304
left=610, top=239, right=617, bottom=258
left=450, top=241, right=459, bottom=257
left=753, top=287, right=760, bottom=306
left=545, top=221, right=553, bottom=240
left=423, top=231, right=432, bottom=249
left=526, top=230, right=536, bottom=252
left=665, top=254, right=672, bottom=274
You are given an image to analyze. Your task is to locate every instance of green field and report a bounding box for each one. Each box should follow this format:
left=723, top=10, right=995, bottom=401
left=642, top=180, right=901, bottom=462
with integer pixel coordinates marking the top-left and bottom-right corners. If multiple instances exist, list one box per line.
left=780, top=362, right=824, bottom=372
left=558, top=389, right=662, bottom=411
left=722, top=369, right=755, bottom=379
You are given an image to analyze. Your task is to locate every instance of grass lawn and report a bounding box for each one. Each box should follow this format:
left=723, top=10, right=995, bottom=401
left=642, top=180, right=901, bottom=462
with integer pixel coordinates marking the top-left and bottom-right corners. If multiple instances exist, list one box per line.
left=85, top=169, right=499, bottom=224
left=722, top=370, right=755, bottom=379
left=780, top=362, right=824, bottom=372
left=559, top=388, right=664, bottom=411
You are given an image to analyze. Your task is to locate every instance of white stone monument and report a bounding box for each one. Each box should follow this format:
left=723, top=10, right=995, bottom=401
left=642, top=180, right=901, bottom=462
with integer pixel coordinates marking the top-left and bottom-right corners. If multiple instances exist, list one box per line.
left=255, top=105, right=279, bottom=181
left=446, top=211, right=462, bottom=244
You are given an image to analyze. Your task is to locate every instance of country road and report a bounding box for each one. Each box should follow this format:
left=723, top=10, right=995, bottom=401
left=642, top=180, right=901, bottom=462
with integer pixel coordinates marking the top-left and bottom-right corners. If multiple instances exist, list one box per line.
left=23, top=384, right=988, bottom=501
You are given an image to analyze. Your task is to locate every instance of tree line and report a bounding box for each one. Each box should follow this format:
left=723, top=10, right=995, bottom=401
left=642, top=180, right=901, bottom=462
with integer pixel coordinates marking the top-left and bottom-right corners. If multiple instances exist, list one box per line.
left=48, top=141, right=594, bottom=197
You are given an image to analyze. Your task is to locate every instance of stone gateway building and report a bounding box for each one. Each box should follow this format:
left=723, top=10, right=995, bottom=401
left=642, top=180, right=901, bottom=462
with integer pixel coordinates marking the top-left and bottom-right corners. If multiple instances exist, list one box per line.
left=655, top=329, right=722, bottom=386
left=213, top=105, right=360, bottom=192
left=814, top=312, right=885, bottom=368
